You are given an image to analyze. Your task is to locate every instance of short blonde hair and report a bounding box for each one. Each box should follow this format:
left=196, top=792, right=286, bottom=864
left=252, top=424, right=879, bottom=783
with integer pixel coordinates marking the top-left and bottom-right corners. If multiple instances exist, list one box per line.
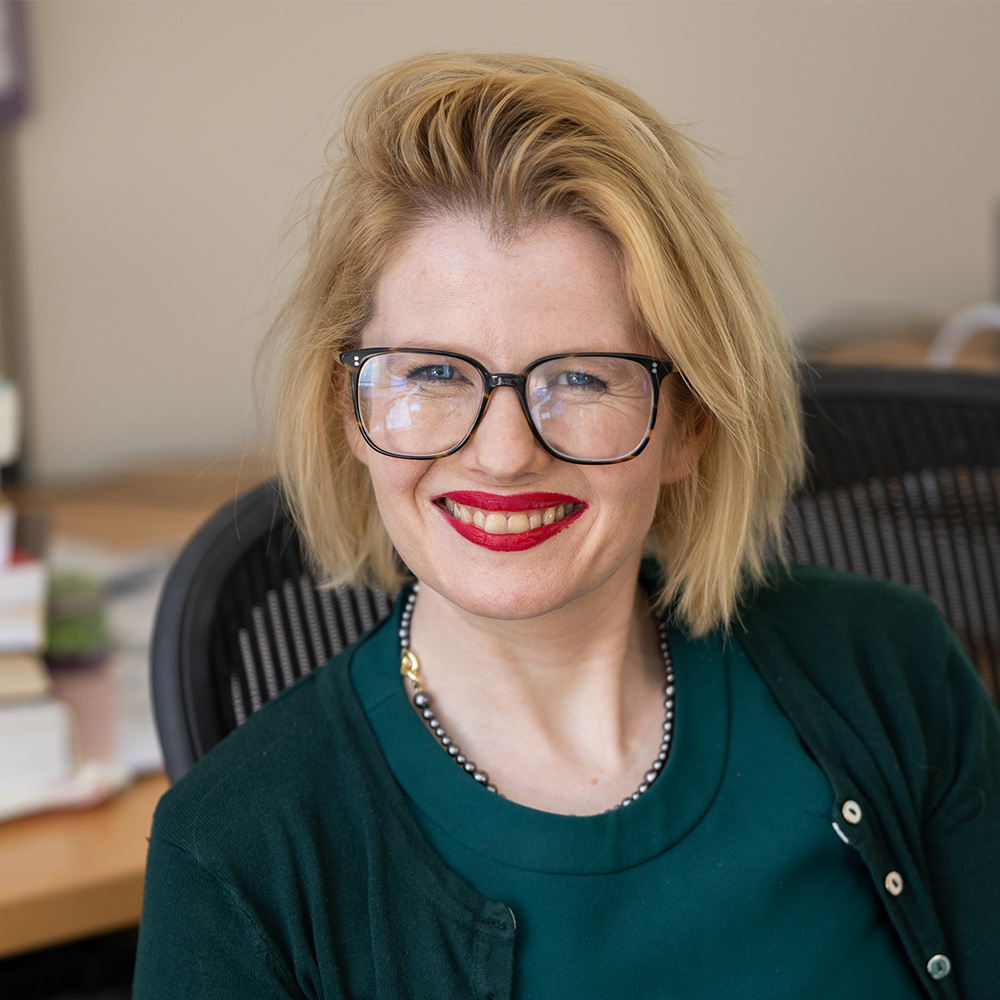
left=273, top=52, right=804, bottom=635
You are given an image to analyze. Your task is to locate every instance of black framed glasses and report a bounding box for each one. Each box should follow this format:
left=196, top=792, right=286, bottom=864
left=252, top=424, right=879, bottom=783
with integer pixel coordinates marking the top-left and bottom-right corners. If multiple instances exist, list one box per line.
left=338, top=348, right=676, bottom=464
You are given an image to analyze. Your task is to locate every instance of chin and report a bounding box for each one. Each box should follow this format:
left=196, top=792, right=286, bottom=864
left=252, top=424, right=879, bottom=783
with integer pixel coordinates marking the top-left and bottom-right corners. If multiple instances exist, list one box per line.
left=447, top=589, right=570, bottom=623
left=406, top=555, right=616, bottom=625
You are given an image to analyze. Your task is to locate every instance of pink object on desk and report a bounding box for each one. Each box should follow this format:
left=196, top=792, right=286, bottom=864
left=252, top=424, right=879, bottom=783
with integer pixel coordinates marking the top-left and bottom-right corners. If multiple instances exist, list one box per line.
left=50, top=659, right=115, bottom=764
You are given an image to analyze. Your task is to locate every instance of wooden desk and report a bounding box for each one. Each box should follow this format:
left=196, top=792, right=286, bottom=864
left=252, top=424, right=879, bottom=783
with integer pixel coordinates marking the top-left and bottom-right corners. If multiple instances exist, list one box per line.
left=12, top=458, right=272, bottom=549
left=0, top=773, right=168, bottom=958
left=0, top=459, right=269, bottom=958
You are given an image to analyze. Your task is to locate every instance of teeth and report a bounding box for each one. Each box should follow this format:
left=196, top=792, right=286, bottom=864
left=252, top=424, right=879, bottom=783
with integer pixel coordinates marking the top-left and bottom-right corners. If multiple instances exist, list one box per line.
left=445, top=498, right=473, bottom=523
left=483, top=513, right=508, bottom=535
left=507, top=514, right=530, bottom=534
left=444, top=500, right=577, bottom=535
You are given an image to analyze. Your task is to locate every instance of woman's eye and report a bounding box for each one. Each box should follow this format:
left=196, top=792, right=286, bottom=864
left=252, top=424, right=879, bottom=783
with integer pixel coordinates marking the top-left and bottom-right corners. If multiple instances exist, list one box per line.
left=401, top=363, right=476, bottom=392
left=408, top=364, right=456, bottom=381
left=560, top=370, right=607, bottom=391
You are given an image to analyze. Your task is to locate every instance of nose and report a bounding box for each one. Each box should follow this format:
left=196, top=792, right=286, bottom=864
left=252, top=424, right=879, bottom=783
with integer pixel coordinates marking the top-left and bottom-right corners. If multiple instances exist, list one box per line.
left=460, top=384, right=549, bottom=480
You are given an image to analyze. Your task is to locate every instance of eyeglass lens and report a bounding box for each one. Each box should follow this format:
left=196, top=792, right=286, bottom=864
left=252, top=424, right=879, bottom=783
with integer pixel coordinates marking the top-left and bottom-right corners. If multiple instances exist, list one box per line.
left=355, top=353, right=655, bottom=461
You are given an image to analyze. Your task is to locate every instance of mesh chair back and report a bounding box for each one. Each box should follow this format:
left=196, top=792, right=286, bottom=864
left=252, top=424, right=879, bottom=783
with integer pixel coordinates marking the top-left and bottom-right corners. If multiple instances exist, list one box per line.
left=151, top=366, right=1000, bottom=782
left=151, top=481, right=392, bottom=782
left=787, top=366, right=1000, bottom=703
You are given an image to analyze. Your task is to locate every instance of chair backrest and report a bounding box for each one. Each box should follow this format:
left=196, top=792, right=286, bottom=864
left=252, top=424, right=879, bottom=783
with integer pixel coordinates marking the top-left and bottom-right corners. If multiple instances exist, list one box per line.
left=786, top=366, right=999, bottom=704
left=151, top=366, right=1000, bottom=782
left=150, top=481, right=392, bottom=782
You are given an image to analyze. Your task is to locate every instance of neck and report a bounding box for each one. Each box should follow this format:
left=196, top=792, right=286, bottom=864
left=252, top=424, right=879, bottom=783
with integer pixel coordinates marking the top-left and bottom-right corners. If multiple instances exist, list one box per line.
left=405, top=567, right=670, bottom=814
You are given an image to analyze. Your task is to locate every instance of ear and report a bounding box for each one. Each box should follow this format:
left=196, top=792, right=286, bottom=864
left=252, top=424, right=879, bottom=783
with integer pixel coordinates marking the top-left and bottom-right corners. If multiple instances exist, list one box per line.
left=659, top=401, right=713, bottom=486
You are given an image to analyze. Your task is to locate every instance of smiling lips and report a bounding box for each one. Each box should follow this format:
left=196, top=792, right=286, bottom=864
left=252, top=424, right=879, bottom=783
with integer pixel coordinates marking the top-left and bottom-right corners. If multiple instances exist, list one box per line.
left=437, top=491, right=586, bottom=551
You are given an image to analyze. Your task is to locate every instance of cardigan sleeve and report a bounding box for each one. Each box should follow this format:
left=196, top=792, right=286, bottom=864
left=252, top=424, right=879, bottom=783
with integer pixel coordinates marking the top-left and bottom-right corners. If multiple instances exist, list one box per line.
left=133, top=833, right=308, bottom=1000
left=919, top=627, right=1000, bottom=999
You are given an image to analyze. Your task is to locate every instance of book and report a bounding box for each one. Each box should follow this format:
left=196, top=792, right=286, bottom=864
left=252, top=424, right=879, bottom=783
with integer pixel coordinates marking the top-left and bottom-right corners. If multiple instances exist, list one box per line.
left=0, top=601, right=46, bottom=653
left=0, top=553, right=47, bottom=610
left=0, top=651, right=51, bottom=700
left=0, top=696, right=75, bottom=790
left=0, top=507, right=49, bottom=653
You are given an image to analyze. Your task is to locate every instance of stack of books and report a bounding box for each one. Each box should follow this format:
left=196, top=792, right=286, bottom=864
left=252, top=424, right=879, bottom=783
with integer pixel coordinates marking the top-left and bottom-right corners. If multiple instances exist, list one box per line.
left=0, top=379, right=105, bottom=821
left=0, top=505, right=74, bottom=816
left=0, top=525, right=47, bottom=653
left=0, top=381, right=134, bottom=821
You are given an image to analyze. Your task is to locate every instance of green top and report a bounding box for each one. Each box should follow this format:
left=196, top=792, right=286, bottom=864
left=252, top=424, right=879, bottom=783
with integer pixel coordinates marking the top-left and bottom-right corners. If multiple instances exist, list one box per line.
left=133, top=566, right=1000, bottom=1000
left=354, top=613, right=923, bottom=998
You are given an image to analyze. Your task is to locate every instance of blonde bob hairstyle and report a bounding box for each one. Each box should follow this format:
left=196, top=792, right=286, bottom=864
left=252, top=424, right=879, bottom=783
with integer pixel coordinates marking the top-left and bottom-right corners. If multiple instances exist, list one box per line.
left=273, top=52, right=804, bottom=636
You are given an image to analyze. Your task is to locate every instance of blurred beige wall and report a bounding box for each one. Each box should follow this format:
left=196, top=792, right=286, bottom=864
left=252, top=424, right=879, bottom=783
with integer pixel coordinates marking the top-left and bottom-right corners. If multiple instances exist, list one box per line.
left=9, top=0, right=1000, bottom=481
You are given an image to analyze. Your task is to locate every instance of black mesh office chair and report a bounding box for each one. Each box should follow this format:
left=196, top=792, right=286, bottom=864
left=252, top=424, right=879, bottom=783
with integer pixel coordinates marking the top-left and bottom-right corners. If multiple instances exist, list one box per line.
left=151, top=481, right=394, bottom=782
left=151, top=366, right=1000, bottom=783
left=784, top=366, right=999, bottom=704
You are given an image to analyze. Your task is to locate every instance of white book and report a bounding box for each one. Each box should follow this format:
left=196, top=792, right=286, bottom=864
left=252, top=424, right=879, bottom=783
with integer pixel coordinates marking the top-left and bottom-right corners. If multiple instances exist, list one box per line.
left=0, top=558, right=47, bottom=611
left=0, top=696, right=75, bottom=789
left=0, top=602, right=46, bottom=652
left=0, top=501, right=14, bottom=566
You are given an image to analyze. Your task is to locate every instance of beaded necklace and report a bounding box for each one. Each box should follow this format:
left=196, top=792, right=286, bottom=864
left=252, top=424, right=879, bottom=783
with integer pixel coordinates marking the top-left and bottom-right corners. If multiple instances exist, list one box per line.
left=398, top=583, right=675, bottom=810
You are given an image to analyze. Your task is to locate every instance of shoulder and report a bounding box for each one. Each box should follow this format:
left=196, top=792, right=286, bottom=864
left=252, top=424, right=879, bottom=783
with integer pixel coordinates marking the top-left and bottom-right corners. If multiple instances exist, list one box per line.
left=149, top=637, right=380, bottom=871
left=151, top=669, right=324, bottom=846
left=743, top=563, right=944, bottom=638
left=738, top=563, right=957, bottom=687
left=736, top=565, right=995, bottom=807
left=736, top=564, right=962, bottom=751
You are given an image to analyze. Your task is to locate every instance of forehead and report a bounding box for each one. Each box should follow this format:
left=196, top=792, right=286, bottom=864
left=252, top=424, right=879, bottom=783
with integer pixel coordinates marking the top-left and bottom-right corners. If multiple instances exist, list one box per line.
left=363, top=214, right=643, bottom=363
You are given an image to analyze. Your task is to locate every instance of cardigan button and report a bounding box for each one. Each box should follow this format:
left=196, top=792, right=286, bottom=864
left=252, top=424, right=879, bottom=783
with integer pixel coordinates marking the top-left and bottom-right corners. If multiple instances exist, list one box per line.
left=926, top=954, right=951, bottom=980
left=884, top=871, right=904, bottom=896
left=841, top=800, right=863, bottom=824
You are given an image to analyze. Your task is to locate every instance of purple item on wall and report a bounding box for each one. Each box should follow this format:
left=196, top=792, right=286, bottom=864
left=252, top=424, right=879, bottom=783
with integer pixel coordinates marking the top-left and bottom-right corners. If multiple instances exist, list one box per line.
left=0, top=0, right=28, bottom=126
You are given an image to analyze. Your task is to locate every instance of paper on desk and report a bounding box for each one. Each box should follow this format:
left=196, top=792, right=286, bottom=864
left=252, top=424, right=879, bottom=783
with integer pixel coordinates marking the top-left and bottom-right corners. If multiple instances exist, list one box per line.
left=0, top=760, right=132, bottom=823
left=108, top=580, right=167, bottom=774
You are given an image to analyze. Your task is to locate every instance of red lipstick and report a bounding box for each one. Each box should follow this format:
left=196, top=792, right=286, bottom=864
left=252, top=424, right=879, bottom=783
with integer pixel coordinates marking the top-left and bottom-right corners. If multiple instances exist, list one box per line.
left=442, top=491, right=580, bottom=511
left=435, top=491, right=586, bottom=551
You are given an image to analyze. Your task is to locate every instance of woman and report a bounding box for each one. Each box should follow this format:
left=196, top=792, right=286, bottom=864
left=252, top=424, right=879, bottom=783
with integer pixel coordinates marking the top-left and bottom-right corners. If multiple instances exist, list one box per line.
left=134, top=54, right=999, bottom=998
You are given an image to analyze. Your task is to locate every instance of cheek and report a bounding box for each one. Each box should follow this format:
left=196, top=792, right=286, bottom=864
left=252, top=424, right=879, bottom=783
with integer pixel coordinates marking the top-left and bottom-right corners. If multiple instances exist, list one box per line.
left=595, top=461, right=663, bottom=527
left=364, top=462, right=443, bottom=580
left=364, top=466, right=406, bottom=551
left=362, top=454, right=428, bottom=528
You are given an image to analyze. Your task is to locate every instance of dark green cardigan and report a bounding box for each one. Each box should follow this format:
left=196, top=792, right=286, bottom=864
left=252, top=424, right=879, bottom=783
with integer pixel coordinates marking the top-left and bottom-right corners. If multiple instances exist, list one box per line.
left=133, top=566, right=1000, bottom=999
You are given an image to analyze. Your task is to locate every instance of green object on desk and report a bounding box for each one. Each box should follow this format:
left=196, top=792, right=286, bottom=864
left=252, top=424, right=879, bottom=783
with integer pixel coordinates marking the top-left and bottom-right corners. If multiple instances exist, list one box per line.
left=46, top=572, right=108, bottom=664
